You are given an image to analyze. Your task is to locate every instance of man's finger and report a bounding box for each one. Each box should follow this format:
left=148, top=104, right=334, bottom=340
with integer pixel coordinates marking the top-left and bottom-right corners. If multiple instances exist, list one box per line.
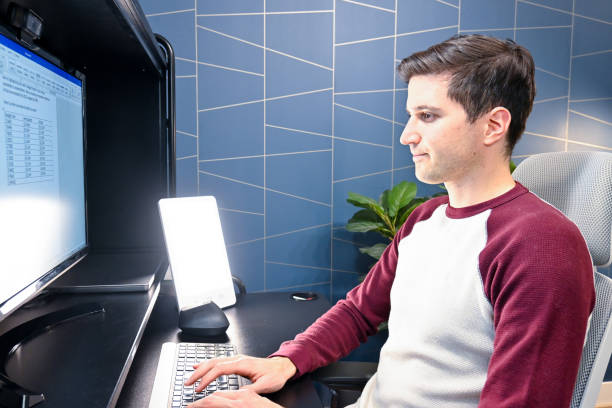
left=193, top=358, right=251, bottom=393
left=188, top=394, right=235, bottom=407
left=185, top=358, right=221, bottom=385
left=203, top=390, right=249, bottom=401
left=185, top=356, right=241, bottom=386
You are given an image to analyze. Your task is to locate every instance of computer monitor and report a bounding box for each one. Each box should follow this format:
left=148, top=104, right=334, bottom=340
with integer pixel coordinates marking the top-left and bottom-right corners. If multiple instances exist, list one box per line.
left=0, top=28, right=87, bottom=322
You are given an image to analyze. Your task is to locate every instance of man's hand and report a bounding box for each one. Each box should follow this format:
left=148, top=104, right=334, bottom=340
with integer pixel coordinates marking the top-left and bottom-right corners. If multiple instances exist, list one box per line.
left=188, top=389, right=283, bottom=407
left=185, top=355, right=297, bottom=394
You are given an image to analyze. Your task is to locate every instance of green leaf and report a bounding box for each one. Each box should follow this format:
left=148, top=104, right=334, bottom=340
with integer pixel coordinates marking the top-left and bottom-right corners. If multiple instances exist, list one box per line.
left=397, top=198, right=426, bottom=227
left=387, top=181, right=417, bottom=218
left=378, top=189, right=391, bottom=211
left=376, top=227, right=394, bottom=240
left=358, top=243, right=387, bottom=260
left=347, top=192, right=385, bottom=217
left=348, top=209, right=381, bottom=223
left=346, top=220, right=385, bottom=233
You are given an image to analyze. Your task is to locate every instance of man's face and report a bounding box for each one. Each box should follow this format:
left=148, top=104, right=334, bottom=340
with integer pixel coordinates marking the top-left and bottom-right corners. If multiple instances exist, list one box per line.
left=400, top=74, right=486, bottom=185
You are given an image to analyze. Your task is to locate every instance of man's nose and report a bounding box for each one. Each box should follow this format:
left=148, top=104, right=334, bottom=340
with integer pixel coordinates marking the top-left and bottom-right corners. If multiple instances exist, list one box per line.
left=400, top=120, right=420, bottom=146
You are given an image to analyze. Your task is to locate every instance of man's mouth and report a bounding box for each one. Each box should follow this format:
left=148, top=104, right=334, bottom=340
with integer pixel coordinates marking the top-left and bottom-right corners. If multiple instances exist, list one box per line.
left=412, top=152, right=428, bottom=162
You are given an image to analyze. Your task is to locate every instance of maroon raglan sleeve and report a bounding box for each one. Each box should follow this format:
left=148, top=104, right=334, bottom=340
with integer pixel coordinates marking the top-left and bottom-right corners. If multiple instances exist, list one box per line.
left=478, top=198, right=595, bottom=407
left=270, top=199, right=445, bottom=377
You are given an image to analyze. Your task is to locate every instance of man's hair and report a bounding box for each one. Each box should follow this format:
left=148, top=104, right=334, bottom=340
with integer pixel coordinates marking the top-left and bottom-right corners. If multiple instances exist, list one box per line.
left=397, top=34, right=536, bottom=156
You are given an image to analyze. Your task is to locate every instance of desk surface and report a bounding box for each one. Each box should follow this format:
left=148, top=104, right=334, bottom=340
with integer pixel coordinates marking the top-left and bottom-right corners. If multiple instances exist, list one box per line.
left=117, top=281, right=331, bottom=408
left=0, top=282, right=160, bottom=408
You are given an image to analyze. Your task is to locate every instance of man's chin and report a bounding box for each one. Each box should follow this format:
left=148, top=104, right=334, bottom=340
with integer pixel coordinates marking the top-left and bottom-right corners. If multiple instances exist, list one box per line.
left=414, top=171, right=443, bottom=185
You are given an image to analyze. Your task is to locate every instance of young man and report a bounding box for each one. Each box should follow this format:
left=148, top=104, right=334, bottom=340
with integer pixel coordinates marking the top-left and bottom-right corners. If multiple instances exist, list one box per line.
left=184, top=34, right=595, bottom=408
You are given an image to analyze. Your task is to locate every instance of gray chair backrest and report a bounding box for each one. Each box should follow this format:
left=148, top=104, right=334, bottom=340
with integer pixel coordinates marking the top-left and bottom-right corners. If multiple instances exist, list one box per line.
left=572, top=271, right=612, bottom=408
left=513, top=151, right=612, bottom=267
left=513, top=151, right=612, bottom=408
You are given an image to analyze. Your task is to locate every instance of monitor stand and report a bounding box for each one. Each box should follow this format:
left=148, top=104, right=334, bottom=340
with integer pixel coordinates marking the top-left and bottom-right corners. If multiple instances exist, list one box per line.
left=0, top=303, right=104, bottom=407
left=49, top=251, right=161, bottom=293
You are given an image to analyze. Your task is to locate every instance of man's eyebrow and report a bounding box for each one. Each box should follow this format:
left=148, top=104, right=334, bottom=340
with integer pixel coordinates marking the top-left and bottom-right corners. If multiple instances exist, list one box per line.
left=406, top=105, right=442, bottom=113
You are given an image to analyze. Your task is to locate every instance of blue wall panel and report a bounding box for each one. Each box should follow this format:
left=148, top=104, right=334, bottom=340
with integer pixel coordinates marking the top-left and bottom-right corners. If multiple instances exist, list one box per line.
left=575, top=0, right=612, bottom=23
left=199, top=102, right=264, bottom=160
left=527, top=0, right=572, bottom=12
left=140, top=0, right=611, bottom=300
left=525, top=98, right=569, bottom=139
left=267, top=13, right=333, bottom=68
left=568, top=113, right=612, bottom=149
left=197, top=27, right=263, bottom=75
left=218, top=209, right=264, bottom=246
left=335, top=91, right=394, bottom=121
left=175, top=78, right=197, bottom=136
left=396, top=26, right=458, bottom=58
left=334, top=105, right=393, bottom=146
left=148, top=11, right=195, bottom=61
left=336, top=0, right=394, bottom=44
left=226, top=241, right=265, bottom=292
left=460, top=0, right=514, bottom=30
left=335, top=38, right=394, bottom=92
left=572, top=17, right=612, bottom=57
left=334, top=139, right=392, bottom=181
left=197, top=0, right=263, bottom=14
left=516, top=2, right=571, bottom=27
left=197, top=15, right=264, bottom=46
left=200, top=157, right=264, bottom=187
left=331, top=270, right=361, bottom=302
left=534, top=70, right=568, bottom=101
left=267, top=151, right=332, bottom=203
left=265, top=263, right=330, bottom=291
left=265, top=52, right=332, bottom=99
left=176, top=157, right=198, bottom=197
left=571, top=53, right=612, bottom=100
left=266, top=225, right=331, bottom=269
left=198, top=173, right=264, bottom=214
left=197, top=65, right=263, bottom=109
left=266, top=0, right=333, bottom=12
left=176, top=132, right=196, bottom=158
left=516, top=27, right=571, bottom=78
left=266, top=191, right=331, bottom=236
left=397, top=0, right=458, bottom=33
left=266, top=91, right=332, bottom=135
left=265, top=126, right=331, bottom=155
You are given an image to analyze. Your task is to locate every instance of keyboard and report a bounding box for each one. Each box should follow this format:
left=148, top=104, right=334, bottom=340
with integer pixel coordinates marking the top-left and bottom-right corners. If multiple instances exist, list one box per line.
left=148, top=342, right=250, bottom=408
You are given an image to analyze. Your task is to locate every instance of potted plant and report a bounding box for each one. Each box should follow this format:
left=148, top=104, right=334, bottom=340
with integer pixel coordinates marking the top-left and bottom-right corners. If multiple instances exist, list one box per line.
left=346, top=181, right=445, bottom=262
left=346, top=162, right=516, bottom=263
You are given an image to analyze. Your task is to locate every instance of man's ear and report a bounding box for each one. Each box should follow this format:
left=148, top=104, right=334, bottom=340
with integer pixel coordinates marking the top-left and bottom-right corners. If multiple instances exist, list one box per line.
left=483, top=107, right=511, bottom=147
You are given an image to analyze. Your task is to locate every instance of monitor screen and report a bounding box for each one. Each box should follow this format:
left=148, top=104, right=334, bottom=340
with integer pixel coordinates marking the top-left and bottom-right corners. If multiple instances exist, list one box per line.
left=0, top=31, right=86, bottom=318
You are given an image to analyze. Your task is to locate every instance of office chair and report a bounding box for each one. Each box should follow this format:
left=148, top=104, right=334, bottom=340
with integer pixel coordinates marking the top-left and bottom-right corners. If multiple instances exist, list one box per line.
left=514, top=151, right=612, bottom=408
left=313, top=151, right=612, bottom=408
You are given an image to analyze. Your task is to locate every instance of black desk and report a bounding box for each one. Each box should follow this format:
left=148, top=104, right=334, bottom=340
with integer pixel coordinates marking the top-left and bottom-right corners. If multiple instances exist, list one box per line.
left=0, top=282, right=161, bottom=407
left=117, top=281, right=331, bottom=408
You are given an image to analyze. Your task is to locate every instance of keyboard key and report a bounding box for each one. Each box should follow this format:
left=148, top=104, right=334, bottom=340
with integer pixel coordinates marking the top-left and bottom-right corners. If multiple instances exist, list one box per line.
left=163, top=343, right=245, bottom=407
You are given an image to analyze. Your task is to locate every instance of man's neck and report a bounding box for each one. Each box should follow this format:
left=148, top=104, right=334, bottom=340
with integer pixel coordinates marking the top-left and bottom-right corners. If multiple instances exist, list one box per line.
left=445, top=165, right=516, bottom=208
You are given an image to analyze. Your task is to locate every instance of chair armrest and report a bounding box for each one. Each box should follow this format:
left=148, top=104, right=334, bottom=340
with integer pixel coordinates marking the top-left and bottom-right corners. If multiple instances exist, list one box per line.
left=312, top=361, right=378, bottom=390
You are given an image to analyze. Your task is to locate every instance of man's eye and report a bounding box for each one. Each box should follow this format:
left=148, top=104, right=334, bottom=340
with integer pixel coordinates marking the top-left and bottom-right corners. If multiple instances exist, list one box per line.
left=419, top=112, right=436, bottom=121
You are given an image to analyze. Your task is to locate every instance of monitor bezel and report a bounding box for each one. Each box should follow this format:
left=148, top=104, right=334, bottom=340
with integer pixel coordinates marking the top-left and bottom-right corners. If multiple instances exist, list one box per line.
left=0, top=24, right=89, bottom=322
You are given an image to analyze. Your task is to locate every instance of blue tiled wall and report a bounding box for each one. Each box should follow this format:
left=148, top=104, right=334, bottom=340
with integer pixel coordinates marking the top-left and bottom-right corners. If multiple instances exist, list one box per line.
left=139, top=0, right=611, bottom=298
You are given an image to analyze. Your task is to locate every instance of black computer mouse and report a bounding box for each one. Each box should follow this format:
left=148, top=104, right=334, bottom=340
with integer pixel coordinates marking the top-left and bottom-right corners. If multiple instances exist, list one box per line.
left=178, top=301, right=230, bottom=336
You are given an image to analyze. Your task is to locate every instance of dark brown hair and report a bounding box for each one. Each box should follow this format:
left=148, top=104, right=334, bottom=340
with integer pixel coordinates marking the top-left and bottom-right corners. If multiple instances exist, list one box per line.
left=397, top=34, right=536, bottom=156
